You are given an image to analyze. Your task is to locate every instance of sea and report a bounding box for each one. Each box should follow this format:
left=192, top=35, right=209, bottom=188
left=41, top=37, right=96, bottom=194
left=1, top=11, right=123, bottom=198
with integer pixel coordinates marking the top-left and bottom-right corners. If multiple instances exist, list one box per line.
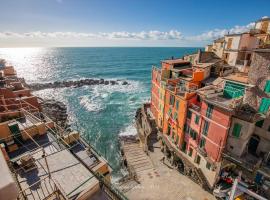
left=0, top=47, right=200, bottom=179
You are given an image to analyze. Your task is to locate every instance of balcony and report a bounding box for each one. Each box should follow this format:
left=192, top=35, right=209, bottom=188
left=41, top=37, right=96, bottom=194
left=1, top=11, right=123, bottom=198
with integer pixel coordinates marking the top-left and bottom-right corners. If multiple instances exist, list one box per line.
left=197, top=147, right=207, bottom=157
left=236, top=59, right=251, bottom=67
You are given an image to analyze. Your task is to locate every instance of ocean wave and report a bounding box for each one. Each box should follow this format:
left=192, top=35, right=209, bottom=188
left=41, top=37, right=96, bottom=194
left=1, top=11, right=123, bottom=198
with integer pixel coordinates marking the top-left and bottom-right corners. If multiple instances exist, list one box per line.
left=79, top=95, right=103, bottom=112
left=119, top=124, right=138, bottom=136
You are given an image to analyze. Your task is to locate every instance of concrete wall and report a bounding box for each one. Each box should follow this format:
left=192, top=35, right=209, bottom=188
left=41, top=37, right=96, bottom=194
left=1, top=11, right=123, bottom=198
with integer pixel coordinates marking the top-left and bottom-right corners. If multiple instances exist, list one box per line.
left=200, top=102, right=231, bottom=162
left=226, top=117, right=255, bottom=157
left=239, top=33, right=258, bottom=50
left=213, top=42, right=224, bottom=58
left=227, top=51, right=238, bottom=66
left=225, top=35, right=241, bottom=50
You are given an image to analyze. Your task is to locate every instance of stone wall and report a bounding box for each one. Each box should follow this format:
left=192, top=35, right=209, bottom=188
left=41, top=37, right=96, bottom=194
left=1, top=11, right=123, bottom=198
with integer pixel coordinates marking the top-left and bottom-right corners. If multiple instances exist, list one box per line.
left=244, top=50, right=270, bottom=110
left=135, top=103, right=158, bottom=152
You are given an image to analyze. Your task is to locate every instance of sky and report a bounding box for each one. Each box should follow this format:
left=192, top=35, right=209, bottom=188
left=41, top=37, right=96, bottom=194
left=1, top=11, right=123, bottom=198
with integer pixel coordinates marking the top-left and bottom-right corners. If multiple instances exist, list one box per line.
left=0, top=0, right=269, bottom=47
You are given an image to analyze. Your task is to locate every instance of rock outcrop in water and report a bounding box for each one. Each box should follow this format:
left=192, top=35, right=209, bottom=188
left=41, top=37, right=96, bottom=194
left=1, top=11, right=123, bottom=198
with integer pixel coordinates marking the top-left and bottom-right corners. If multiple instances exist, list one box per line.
left=27, top=78, right=130, bottom=91
left=41, top=99, right=69, bottom=128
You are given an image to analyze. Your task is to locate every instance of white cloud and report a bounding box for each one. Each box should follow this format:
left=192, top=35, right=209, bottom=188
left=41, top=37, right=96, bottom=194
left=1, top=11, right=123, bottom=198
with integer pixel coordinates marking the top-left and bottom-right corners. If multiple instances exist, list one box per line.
left=0, top=20, right=261, bottom=47
left=186, top=22, right=255, bottom=41
left=0, top=30, right=182, bottom=40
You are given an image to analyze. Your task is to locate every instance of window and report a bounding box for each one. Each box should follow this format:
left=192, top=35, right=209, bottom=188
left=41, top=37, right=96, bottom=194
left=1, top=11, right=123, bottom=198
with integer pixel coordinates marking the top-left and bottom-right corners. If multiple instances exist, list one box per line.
left=184, top=124, right=190, bottom=134
left=168, top=107, right=172, bottom=117
left=175, top=135, right=179, bottom=144
left=182, top=141, right=187, bottom=152
left=206, top=104, right=214, bottom=118
left=175, top=100, right=179, bottom=110
left=227, top=38, right=233, bottom=49
left=172, top=131, right=175, bottom=139
left=187, top=110, right=192, bottom=119
left=232, top=123, right=242, bottom=138
left=259, top=98, right=270, bottom=114
left=202, top=121, right=209, bottom=136
left=169, top=94, right=175, bottom=105
left=173, top=112, right=178, bottom=121
left=206, top=162, right=211, bottom=170
left=188, top=148, right=193, bottom=157
left=167, top=125, right=171, bottom=135
left=195, top=155, right=201, bottom=164
left=200, top=137, right=206, bottom=148
left=195, top=115, right=199, bottom=124
left=255, top=120, right=264, bottom=128
left=190, top=129, right=197, bottom=140
left=264, top=80, right=270, bottom=93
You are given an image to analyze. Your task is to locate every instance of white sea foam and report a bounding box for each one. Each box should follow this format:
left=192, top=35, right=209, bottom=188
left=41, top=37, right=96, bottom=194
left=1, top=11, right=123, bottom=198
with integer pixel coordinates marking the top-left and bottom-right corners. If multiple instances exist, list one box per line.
left=119, top=124, right=138, bottom=136
left=79, top=95, right=103, bottom=112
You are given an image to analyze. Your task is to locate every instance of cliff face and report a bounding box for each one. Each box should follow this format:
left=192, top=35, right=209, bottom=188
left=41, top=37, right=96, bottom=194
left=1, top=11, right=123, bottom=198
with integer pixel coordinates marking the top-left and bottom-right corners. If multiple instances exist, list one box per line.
left=135, top=103, right=158, bottom=152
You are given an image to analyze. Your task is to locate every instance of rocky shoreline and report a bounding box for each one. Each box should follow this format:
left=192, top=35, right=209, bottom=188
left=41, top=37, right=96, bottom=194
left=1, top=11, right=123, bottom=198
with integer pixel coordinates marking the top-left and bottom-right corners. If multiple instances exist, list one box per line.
left=28, top=78, right=129, bottom=91
left=40, top=99, right=69, bottom=128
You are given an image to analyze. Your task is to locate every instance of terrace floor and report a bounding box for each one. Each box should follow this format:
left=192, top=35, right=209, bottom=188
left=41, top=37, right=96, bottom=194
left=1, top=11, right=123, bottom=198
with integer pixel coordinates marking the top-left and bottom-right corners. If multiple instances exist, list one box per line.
left=10, top=133, right=101, bottom=200
left=123, top=141, right=216, bottom=200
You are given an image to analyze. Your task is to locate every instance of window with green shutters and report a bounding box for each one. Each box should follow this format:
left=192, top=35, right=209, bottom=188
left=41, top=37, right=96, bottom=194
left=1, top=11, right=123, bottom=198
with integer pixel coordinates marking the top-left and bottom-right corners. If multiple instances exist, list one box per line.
left=206, top=104, right=214, bottom=118
left=175, top=100, right=179, bottom=110
left=232, top=123, right=242, bottom=138
left=206, top=162, right=211, bottom=170
left=168, top=107, right=172, bottom=117
left=195, top=115, right=199, bottom=124
left=169, top=94, right=175, bottom=105
left=190, top=129, right=197, bottom=140
left=188, top=148, right=193, bottom=157
left=187, top=110, right=192, bottom=119
left=259, top=98, right=270, bottom=114
left=173, top=112, right=178, bottom=121
left=200, top=137, right=206, bottom=148
left=264, top=80, right=270, bottom=93
left=255, top=120, right=264, bottom=128
left=202, top=121, right=209, bottom=136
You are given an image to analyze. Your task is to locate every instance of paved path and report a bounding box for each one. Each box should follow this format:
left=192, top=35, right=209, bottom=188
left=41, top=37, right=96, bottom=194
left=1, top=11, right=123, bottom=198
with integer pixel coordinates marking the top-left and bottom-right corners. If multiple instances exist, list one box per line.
left=124, top=141, right=216, bottom=200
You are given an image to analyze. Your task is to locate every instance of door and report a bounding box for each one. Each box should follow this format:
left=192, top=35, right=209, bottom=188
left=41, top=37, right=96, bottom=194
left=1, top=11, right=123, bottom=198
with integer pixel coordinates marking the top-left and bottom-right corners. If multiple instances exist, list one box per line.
left=248, top=135, right=260, bottom=155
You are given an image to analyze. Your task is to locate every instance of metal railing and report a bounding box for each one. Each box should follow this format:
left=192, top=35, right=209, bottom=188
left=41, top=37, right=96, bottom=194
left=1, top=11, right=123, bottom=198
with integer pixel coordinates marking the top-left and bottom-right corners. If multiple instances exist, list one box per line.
left=17, top=176, right=68, bottom=200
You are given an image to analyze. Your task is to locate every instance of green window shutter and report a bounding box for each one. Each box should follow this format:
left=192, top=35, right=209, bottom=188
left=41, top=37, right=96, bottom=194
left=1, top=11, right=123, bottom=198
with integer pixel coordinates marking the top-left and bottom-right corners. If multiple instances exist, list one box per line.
left=175, top=100, right=179, bottom=110
left=255, top=120, right=264, bottom=128
left=202, top=121, right=209, bottom=136
left=206, top=162, right=211, bottom=170
left=259, top=98, right=270, bottom=114
left=232, top=123, right=242, bottom=138
left=200, top=138, right=206, bottom=148
left=189, top=148, right=193, bottom=157
left=264, top=80, right=270, bottom=93
left=187, top=110, right=192, bottom=119
left=173, top=112, right=178, bottom=120
left=195, top=115, right=199, bottom=124
left=206, top=104, right=214, bottom=118
left=168, top=107, right=172, bottom=116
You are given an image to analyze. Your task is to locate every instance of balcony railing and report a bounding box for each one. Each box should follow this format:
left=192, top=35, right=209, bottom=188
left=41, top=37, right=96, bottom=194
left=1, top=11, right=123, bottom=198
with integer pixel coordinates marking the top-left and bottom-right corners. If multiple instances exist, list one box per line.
left=236, top=59, right=251, bottom=67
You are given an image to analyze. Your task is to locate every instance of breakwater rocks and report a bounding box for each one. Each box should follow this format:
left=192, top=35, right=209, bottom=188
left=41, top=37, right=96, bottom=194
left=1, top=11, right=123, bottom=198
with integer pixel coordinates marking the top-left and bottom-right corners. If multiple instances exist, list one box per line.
left=41, top=99, right=68, bottom=127
left=28, top=78, right=129, bottom=91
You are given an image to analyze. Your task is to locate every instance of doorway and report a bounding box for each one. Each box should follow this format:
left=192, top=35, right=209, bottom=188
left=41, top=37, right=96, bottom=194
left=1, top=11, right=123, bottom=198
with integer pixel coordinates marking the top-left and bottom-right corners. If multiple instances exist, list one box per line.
left=248, top=135, right=260, bottom=155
